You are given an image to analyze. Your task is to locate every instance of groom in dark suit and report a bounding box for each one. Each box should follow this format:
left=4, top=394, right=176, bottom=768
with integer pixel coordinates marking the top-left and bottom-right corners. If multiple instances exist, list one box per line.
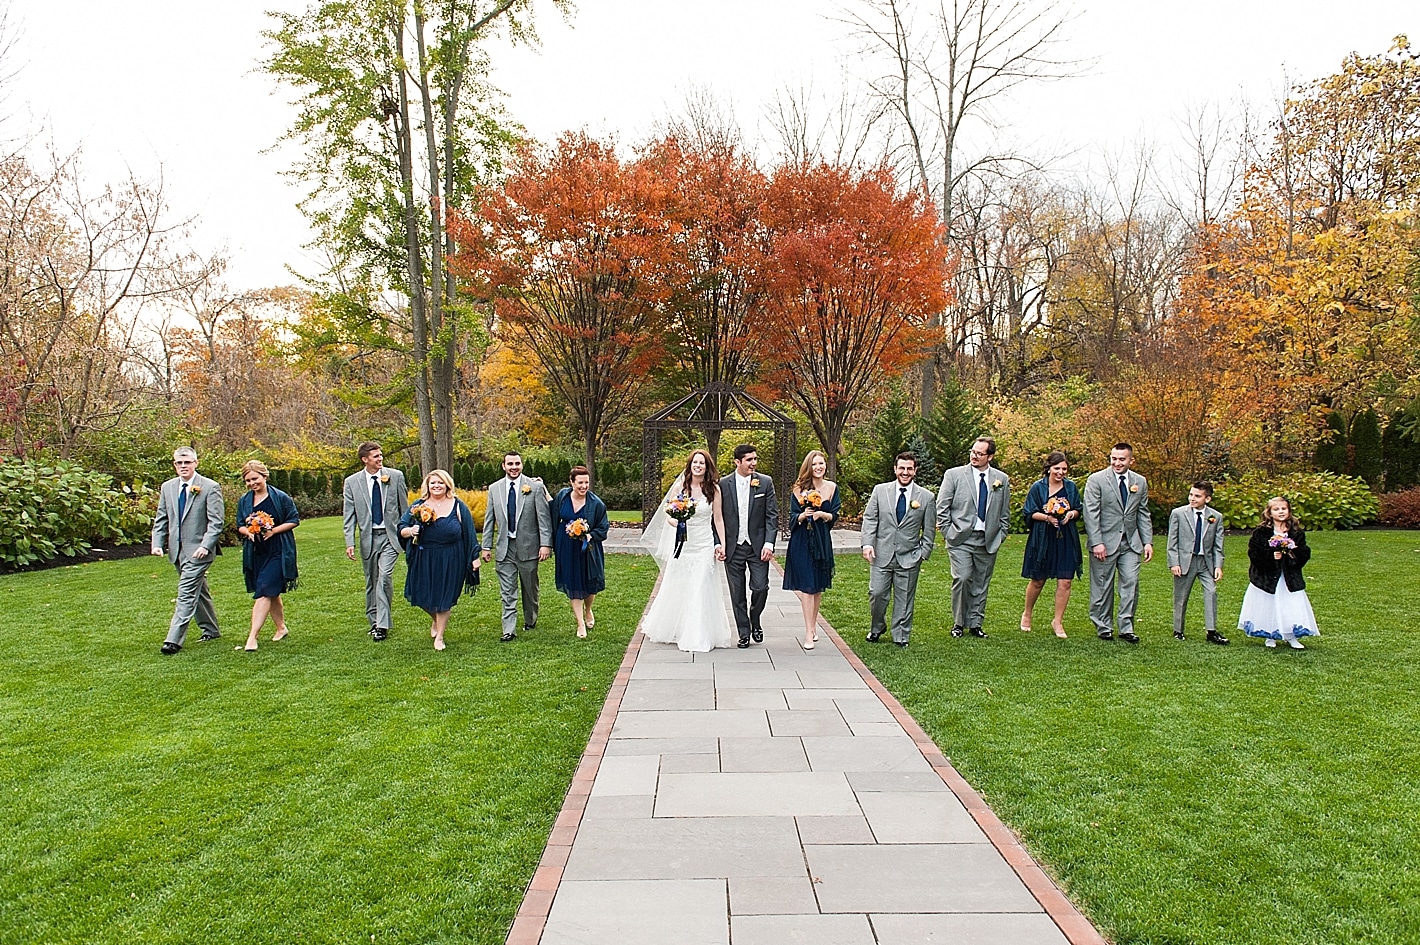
left=715, top=443, right=779, bottom=648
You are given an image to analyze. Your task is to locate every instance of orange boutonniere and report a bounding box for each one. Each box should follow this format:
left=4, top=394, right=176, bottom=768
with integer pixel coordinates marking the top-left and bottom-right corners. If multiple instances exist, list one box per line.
left=188, top=484, right=202, bottom=495
left=1207, top=515, right=1217, bottom=524
left=379, top=474, right=390, bottom=485
left=750, top=478, right=760, bottom=487
left=909, top=499, right=921, bottom=509
left=990, top=479, right=1003, bottom=490
left=521, top=483, right=532, bottom=495
left=1129, top=484, right=1139, bottom=493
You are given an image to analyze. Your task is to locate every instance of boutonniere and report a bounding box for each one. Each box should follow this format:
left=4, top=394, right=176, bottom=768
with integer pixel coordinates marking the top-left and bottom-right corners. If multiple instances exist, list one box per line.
left=990, top=479, right=1003, bottom=490
left=1207, top=515, right=1217, bottom=524
left=1129, top=484, right=1139, bottom=493
left=188, top=484, right=202, bottom=495
left=750, top=478, right=760, bottom=487
left=379, top=474, right=390, bottom=485
left=909, top=499, right=921, bottom=509
left=521, top=483, right=532, bottom=495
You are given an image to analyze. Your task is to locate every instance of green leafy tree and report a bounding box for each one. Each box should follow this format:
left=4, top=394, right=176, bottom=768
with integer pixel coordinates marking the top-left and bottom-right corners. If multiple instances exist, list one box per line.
left=1349, top=407, right=1383, bottom=487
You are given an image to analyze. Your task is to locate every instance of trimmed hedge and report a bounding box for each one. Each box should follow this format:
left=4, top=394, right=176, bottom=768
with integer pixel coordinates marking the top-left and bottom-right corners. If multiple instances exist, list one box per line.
left=1212, top=472, right=1378, bottom=530
left=0, top=460, right=157, bottom=568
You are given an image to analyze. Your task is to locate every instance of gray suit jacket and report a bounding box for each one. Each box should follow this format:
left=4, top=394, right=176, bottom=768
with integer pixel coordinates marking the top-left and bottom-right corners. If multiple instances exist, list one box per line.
left=483, top=476, right=554, bottom=561
left=343, top=468, right=410, bottom=558
left=719, top=472, right=779, bottom=549
left=152, top=474, right=225, bottom=564
left=861, top=480, right=936, bottom=569
left=1082, top=468, right=1153, bottom=554
left=936, top=464, right=1010, bottom=553
left=1166, top=504, right=1224, bottom=570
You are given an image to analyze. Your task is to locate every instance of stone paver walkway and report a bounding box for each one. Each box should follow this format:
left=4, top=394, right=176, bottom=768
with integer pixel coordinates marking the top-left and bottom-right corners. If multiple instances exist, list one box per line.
left=507, top=571, right=1105, bottom=945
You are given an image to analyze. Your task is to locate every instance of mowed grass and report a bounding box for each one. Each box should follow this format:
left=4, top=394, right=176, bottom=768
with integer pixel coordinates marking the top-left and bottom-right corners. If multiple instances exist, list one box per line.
left=0, top=516, right=657, bottom=945
left=820, top=529, right=1420, bottom=945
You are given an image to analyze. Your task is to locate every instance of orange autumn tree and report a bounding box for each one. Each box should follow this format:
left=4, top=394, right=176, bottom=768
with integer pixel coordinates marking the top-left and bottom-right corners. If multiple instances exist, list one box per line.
left=758, top=163, right=948, bottom=478
left=454, top=132, right=675, bottom=480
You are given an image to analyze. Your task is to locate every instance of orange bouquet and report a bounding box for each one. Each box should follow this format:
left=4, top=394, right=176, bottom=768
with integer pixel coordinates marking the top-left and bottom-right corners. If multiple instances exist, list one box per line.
left=245, top=510, right=276, bottom=539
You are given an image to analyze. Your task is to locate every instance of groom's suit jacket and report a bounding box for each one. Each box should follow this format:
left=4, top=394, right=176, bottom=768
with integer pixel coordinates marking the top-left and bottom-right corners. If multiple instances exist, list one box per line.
left=1082, top=468, right=1152, bottom=555
left=152, top=474, right=225, bottom=564
left=861, top=480, right=936, bottom=569
left=1166, top=504, right=1224, bottom=570
left=342, top=467, right=410, bottom=559
left=718, top=472, right=779, bottom=549
left=936, top=464, right=1011, bottom=553
left=483, top=476, right=554, bottom=561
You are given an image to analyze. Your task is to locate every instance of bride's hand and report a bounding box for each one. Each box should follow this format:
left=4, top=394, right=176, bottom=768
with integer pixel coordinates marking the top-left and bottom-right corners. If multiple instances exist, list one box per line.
left=714, top=544, right=725, bottom=561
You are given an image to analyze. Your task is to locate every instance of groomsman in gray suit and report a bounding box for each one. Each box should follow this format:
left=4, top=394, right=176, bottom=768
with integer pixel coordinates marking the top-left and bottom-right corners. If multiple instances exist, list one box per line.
left=482, top=451, right=553, bottom=642
left=1082, top=442, right=1153, bottom=643
left=936, top=437, right=1011, bottom=638
left=862, top=452, right=937, bottom=647
left=1167, top=481, right=1228, bottom=645
left=343, top=441, right=410, bottom=641
left=152, top=447, right=225, bottom=654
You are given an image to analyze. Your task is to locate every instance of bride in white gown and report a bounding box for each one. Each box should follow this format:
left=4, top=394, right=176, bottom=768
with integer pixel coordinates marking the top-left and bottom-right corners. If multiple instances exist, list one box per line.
left=641, top=449, right=735, bottom=652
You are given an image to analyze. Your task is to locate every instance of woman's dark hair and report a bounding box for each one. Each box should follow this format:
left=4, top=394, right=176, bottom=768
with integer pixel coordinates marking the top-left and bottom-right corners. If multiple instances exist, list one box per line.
left=569, top=465, right=590, bottom=483
left=1042, top=451, right=1068, bottom=476
left=680, top=449, right=719, bottom=502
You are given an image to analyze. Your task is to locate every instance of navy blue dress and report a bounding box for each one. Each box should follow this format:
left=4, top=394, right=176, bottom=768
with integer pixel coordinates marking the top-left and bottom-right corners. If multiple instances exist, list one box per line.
left=554, top=489, right=610, bottom=599
left=238, top=488, right=300, bottom=599
left=1020, top=478, right=1083, bottom=580
left=401, top=499, right=481, bottom=613
left=782, top=488, right=839, bottom=594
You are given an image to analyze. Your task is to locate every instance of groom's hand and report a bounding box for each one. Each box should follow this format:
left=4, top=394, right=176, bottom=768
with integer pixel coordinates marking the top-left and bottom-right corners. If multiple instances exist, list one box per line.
left=481, top=549, right=492, bottom=562
left=759, top=545, right=773, bottom=562
left=539, top=546, right=551, bottom=562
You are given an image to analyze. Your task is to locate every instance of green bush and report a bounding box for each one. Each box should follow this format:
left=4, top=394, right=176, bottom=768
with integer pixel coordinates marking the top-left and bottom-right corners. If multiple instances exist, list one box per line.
left=1211, top=472, right=1379, bottom=531
left=1350, top=407, right=1383, bottom=486
left=0, top=460, right=157, bottom=568
left=1314, top=409, right=1348, bottom=474
left=595, top=480, right=643, bottom=512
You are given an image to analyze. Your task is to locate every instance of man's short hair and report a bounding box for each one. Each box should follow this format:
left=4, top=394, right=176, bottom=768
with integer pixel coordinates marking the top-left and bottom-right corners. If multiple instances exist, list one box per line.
left=173, top=447, right=197, bottom=462
left=973, top=436, right=996, bottom=456
left=1192, top=480, right=1214, bottom=497
left=733, top=443, right=757, bottom=461
left=357, top=441, right=381, bottom=461
left=504, top=450, right=522, bottom=461
left=1113, top=441, right=1133, bottom=454
left=895, top=451, right=917, bottom=466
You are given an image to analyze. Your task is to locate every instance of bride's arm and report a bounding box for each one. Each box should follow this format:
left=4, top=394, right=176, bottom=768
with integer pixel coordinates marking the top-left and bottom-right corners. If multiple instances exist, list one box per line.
left=712, top=489, right=727, bottom=559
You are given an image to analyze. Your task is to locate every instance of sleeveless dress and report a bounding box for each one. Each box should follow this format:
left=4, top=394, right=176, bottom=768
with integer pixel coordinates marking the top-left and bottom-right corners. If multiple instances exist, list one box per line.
left=554, top=491, right=607, bottom=599
left=642, top=496, right=734, bottom=652
left=1020, top=478, right=1084, bottom=580
left=403, top=511, right=468, bottom=613
left=782, top=489, right=839, bottom=593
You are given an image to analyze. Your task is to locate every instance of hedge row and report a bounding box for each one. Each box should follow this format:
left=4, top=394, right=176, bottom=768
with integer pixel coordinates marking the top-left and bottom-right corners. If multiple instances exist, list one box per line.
left=0, top=461, right=156, bottom=568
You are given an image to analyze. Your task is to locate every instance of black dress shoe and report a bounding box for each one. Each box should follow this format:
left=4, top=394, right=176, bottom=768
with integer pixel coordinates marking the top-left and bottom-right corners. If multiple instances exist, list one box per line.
left=160, top=642, right=181, bottom=655
left=736, top=639, right=751, bottom=649
left=751, top=628, right=763, bottom=643
left=950, top=626, right=965, bottom=638
left=1098, top=630, right=1114, bottom=640
left=370, top=628, right=389, bottom=641
left=524, top=624, right=536, bottom=632
left=1119, top=631, right=1140, bottom=644
left=198, top=630, right=221, bottom=642
left=968, top=627, right=988, bottom=638
left=866, top=631, right=883, bottom=642
left=1173, top=629, right=1186, bottom=641
left=1207, top=629, right=1230, bottom=645
left=500, top=630, right=517, bottom=642
left=894, top=640, right=909, bottom=648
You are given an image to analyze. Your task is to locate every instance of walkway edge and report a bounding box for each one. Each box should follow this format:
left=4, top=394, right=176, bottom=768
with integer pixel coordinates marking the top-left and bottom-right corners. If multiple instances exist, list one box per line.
left=503, top=573, right=658, bottom=945
left=819, top=613, right=1109, bottom=945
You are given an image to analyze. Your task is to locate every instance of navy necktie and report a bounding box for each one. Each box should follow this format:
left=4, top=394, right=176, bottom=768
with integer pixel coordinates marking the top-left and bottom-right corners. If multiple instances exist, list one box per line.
left=178, top=481, right=189, bottom=520
left=370, top=476, right=383, bottom=526
left=896, top=486, right=906, bottom=524
left=507, top=480, right=518, bottom=533
left=1118, top=475, right=1128, bottom=507
left=1193, top=511, right=1203, bottom=555
left=976, top=471, right=988, bottom=522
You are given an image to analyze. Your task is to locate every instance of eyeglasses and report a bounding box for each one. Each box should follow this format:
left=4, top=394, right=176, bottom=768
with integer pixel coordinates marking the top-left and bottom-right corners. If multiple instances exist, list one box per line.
left=174, top=460, right=196, bottom=466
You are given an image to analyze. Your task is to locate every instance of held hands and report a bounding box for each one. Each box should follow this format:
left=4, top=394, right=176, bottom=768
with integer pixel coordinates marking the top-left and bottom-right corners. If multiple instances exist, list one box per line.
left=714, top=544, right=725, bottom=561
left=539, top=546, right=552, bottom=562
left=481, top=549, right=492, bottom=562
left=759, top=545, right=774, bottom=562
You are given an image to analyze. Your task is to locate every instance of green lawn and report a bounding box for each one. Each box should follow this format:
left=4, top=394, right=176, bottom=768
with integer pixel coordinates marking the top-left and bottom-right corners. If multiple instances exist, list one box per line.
left=0, top=516, right=657, bottom=945
left=821, top=529, right=1420, bottom=945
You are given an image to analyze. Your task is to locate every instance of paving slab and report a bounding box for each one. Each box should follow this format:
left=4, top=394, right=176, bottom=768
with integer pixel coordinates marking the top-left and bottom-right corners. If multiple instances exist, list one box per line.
left=589, top=755, right=660, bottom=797
left=611, top=709, right=769, bottom=739
left=580, top=794, right=655, bottom=820
left=541, top=879, right=728, bottom=945
left=603, top=736, right=718, bottom=756
left=563, top=817, right=806, bottom=880
left=801, top=736, right=933, bottom=772
left=659, top=752, right=721, bottom=774
left=654, top=772, right=860, bottom=818
left=719, top=736, right=810, bottom=773
left=795, top=814, right=877, bottom=844
left=629, top=662, right=715, bottom=680
left=845, top=770, right=951, bottom=793
left=767, top=709, right=854, bottom=737
left=728, top=875, right=820, bottom=915
left=871, top=913, right=1071, bottom=945
left=715, top=688, right=789, bottom=710
left=620, top=678, right=715, bottom=711
left=730, top=914, right=876, bottom=944
left=807, top=844, right=1044, bottom=913
left=856, top=791, right=987, bottom=843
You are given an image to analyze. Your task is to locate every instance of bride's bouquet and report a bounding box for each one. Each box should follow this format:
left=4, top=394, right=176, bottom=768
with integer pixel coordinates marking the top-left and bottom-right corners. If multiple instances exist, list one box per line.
left=665, top=494, right=697, bottom=559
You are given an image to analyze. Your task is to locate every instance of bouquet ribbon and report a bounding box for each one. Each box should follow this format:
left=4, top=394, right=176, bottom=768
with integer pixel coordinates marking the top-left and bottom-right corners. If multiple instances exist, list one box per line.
left=674, top=520, right=688, bottom=559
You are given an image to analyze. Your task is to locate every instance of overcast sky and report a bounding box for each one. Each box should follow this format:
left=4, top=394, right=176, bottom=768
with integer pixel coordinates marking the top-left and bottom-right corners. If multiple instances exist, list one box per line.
left=9, top=0, right=1415, bottom=288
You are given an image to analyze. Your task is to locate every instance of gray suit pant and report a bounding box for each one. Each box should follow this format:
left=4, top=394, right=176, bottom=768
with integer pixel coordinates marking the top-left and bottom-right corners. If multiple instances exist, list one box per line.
left=1089, top=544, right=1141, bottom=635
left=1173, top=554, right=1218, bottom=633
left=726, top=540, right=770, bottom=641
left=496, top=555, right=541, bottom=634
left=166, top=554, right=219, bottom=645
left=362, top=531, right=399, bottom=631
left=869, top=561, right=921, bottom=643
left=947, top=533, right=998, bottom=630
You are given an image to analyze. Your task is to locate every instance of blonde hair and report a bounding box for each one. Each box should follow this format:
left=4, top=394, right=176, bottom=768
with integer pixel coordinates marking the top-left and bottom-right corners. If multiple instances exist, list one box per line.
left=421, top=469, right=457, bottom=499
left=794, top=450, right=828, bottom=493
left=1262, top=495, right=1299, bottom=530
left=240, top=460, right=270, bottom=479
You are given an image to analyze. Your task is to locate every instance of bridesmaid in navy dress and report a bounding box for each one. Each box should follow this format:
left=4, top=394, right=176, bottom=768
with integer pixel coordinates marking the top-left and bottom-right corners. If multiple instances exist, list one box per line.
left=237, top=460, right=300, bottom=652
left=1020, top=451, right=1083, bottom=639
left=398, top=469, right=481, bottom=650
left=552, top=466, right=611, bottom=638
left=782, top=450, right=839, bottom=649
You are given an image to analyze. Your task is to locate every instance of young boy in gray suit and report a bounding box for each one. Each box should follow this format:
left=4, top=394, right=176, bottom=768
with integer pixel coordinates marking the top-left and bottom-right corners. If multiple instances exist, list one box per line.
left=1166, top=481, right=1228, bottom=645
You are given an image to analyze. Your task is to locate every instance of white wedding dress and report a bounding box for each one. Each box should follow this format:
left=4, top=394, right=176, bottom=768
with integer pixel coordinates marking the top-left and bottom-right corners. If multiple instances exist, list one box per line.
left=641, top=491, right=734, bottom=652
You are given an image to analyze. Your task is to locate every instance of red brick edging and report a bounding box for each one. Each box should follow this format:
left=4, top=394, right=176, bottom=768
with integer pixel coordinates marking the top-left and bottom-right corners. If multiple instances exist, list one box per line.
left=503, top=576, right=655, bottom=945
left=819, top=614, right=1109, bottom=945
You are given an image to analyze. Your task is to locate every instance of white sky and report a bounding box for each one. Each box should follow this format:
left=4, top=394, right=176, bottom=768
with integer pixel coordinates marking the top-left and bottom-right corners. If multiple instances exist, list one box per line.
left=9, top=0, right=1415, bottom=289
